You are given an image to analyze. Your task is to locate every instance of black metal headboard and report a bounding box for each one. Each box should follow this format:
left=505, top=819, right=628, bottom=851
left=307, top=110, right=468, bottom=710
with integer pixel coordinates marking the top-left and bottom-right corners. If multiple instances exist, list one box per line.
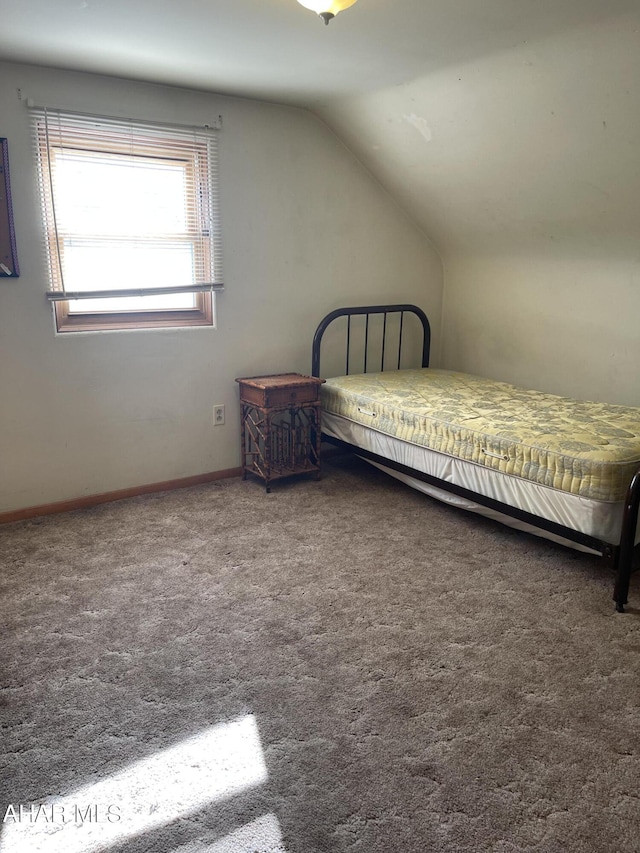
left=312, top=304, right=431, bottom=378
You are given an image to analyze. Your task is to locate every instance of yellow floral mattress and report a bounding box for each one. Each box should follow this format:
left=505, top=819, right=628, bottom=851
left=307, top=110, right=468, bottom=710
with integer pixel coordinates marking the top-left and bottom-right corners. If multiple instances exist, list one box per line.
left=321, top=369, right=640, bottom=502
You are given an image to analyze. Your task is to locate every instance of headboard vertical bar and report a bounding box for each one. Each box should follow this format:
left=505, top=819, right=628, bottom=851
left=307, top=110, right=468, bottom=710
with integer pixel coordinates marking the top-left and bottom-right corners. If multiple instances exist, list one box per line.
left=364, top=314, right=369, bottom=373
left=346, top=315, right=351, bottom=376
left=397, top=311, right=404, bottom=369
left=381, top=312, right=387, bottom=372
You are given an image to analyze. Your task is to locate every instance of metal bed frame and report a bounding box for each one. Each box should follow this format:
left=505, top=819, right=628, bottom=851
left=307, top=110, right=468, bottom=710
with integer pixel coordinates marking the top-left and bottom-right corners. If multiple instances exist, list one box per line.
left=312, top=304, right=640, bottom=612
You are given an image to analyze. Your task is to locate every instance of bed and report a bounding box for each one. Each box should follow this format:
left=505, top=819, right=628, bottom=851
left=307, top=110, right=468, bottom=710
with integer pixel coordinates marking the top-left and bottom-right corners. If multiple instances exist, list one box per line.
left=311, top=304, right=640, bottom=612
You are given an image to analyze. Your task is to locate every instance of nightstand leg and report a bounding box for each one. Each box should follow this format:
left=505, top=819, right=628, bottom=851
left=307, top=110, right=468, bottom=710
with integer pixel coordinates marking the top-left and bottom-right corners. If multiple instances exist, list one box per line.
left=240, top=403, right=248, bottom=479
left=264, top=410, right=273, bottom=493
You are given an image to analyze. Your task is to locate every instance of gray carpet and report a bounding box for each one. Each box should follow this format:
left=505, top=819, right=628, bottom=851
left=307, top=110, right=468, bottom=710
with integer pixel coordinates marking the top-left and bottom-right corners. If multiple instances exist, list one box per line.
left=1, top=454, right=639, bottom=853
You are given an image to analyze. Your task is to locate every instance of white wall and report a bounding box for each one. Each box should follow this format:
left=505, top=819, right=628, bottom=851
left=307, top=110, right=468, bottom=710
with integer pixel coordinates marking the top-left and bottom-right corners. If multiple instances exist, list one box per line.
left=0, top=61, right=442, bottom=513
left=319, top=9, right=640, bottom=406
left=441, top=255, right=640, bottom=405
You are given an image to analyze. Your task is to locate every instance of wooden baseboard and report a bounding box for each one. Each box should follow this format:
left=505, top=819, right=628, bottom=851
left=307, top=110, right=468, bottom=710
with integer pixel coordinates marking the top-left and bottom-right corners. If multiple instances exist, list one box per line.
left=0, top=467, right=243, bottom=525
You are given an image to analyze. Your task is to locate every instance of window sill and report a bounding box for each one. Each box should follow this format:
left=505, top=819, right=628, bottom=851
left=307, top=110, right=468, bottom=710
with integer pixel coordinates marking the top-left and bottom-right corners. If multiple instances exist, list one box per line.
left=53, top=296, right=213, bottom=333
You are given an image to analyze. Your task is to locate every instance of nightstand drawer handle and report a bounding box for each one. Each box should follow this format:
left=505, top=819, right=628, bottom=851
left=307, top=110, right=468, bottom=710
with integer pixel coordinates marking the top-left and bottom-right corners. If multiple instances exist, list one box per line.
left=357, top=407, right=377, bottom=418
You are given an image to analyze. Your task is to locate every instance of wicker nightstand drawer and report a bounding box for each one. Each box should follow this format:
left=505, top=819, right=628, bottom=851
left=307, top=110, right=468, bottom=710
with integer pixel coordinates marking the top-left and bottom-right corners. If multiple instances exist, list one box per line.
left=236, top=373, right=323, bottom=409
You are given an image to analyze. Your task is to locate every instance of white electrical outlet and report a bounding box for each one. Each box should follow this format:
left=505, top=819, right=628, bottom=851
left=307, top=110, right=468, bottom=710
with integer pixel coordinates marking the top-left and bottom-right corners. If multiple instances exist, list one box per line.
left=213, top=404, right=225, bottom=425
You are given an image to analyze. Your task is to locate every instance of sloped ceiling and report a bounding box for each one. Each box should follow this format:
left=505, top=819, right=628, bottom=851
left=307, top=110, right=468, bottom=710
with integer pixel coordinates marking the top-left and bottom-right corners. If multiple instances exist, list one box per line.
left=2, top=0, right=640, bottom=256
left=317, top=6, right=640, bottom=257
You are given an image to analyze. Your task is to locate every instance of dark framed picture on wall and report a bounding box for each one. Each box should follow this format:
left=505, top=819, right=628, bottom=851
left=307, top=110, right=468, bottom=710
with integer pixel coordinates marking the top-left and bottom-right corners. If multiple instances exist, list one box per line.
left=0, top=137, right=20, bottom=277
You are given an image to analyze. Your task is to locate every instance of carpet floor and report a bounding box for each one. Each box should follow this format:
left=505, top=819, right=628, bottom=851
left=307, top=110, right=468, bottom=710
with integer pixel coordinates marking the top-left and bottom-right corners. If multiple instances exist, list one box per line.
left=1, top=454, right=639, bottom=853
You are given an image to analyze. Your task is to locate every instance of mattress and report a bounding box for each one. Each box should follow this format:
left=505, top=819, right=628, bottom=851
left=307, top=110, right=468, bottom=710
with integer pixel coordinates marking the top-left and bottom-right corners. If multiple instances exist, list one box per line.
left=321, top=369, right=640, bottom=503
left=321, top=411, right=640, bottom=550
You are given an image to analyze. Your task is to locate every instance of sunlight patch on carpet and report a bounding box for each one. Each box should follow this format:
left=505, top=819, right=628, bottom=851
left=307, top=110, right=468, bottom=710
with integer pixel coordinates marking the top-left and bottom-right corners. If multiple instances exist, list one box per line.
left=206, top=813, right=285, bottom=853
left=0, top=714, right=268, bottom=853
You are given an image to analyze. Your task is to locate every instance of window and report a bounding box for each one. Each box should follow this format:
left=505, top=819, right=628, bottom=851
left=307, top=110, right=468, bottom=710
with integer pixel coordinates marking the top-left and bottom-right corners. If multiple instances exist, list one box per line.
left=32, top=108, right=223, bottom=332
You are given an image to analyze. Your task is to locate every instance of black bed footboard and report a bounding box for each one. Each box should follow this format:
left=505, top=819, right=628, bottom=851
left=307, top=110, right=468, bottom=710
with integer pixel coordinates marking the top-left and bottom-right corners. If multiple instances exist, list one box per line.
left=613, top=468, right=640, bottom=611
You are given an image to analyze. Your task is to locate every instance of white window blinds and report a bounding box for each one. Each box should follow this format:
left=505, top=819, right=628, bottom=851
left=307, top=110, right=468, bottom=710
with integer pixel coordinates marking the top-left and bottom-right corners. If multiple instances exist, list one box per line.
left=31, top=107, right=223, bottom=303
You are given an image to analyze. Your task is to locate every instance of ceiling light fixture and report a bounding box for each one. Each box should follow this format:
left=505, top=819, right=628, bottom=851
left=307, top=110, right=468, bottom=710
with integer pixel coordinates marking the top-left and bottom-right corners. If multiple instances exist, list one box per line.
left=296, top=0, right=358, bottom=25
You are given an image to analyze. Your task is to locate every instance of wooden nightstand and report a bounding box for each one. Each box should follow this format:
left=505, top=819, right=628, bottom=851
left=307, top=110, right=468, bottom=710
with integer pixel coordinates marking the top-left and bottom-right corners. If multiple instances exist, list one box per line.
left=235, top=373, right=325, bottom=493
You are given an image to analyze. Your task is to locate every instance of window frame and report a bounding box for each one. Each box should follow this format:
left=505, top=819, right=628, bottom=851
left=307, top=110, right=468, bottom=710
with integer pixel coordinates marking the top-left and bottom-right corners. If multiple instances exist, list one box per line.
left=33, top=109, right=221, bottom=333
